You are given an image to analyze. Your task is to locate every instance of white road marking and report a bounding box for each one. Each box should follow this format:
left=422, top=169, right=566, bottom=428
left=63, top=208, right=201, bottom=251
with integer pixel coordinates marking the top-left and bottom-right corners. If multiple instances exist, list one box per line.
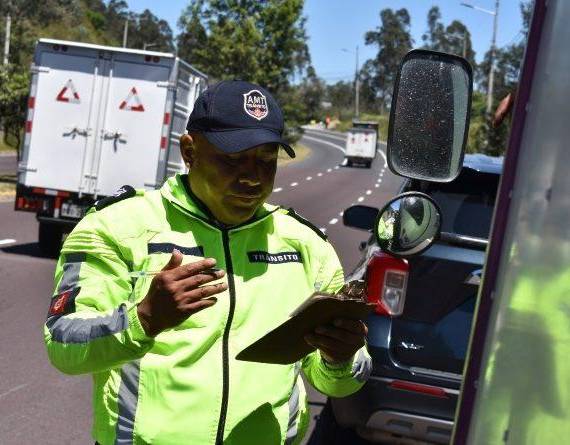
left=366, top=190, right=372, bottom=195
left=329, top=218, right=339, bottom=225
left=306, top=176, right=312, bottom=181
left=376, top=148, right=388, bottom=167
left=377, top=179, right=382, bottom=183
left=273, top=187, right=283, bottom=193
left=290, top=182, right=298, bottom=187
left=317, top=173, right=323, bottom=177
left=0, top=383, right=28, bottom=400
left=320, top=227, right=327, bottom=233
left=302, top=135, right=345, bottom=154
left=358, top=197, right=365, bottom=202
left=375, top=184, right=380, bottom=188
left=339, top=211, right=344, bottom=216
left=0, top=239, right=16, bottom=246
left=334, top=166, right=339, bottom=170
left=303, top=128, right=347, bottom=142
left=327, top=168, right=332, bottom=172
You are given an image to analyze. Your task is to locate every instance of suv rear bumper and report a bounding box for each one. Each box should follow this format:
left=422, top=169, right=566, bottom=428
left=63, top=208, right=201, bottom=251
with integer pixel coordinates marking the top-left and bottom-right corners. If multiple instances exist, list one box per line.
left=359, top=410, right=453, bottom=444
left=331, top=376, right=458, bottom=444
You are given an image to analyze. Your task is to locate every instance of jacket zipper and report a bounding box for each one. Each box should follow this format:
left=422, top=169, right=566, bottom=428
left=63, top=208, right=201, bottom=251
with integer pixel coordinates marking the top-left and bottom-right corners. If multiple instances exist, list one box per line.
left=215, top=228, right=236, bottom=445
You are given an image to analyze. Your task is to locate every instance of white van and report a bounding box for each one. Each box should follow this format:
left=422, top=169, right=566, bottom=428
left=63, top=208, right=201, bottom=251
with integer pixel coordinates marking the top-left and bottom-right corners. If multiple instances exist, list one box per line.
left=344, top=120, right=378, bottom=168
left=15, top=39, right=207, bottom=255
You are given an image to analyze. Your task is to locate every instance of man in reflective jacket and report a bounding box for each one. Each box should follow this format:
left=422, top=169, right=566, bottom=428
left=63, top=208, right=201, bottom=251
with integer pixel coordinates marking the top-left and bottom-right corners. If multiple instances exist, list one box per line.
left=44, top=80, right=371, bottom=445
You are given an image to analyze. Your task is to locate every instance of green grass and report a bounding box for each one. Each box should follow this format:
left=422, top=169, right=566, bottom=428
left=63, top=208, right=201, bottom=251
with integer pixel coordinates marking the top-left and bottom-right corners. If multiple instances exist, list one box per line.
left=335, top=113, right=390, bottom=141
left=0, top=138, right=17, bottom=153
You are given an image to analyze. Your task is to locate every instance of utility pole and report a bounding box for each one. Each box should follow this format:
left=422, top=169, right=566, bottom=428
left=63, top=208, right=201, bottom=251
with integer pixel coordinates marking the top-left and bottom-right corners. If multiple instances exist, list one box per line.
left=487, top=0, right=500, bottom=114
left=355, top=45, right=360, bottom=118
left=341, top=46, right=360, bottom=118
left=460, top=1, right=500, bottom=114
left=3, top=14, right=11, bottom=65
left=122, top=19, right=128, bottom=48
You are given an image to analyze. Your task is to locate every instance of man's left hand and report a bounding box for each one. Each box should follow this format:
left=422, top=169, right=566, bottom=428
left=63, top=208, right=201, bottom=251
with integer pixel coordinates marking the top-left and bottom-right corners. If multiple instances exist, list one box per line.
left=304, top=318, right=368, bottom=365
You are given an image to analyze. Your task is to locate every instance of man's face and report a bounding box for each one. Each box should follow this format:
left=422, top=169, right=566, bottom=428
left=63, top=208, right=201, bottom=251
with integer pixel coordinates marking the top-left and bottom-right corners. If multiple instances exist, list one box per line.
left=181, top=133, right=278, bottom=226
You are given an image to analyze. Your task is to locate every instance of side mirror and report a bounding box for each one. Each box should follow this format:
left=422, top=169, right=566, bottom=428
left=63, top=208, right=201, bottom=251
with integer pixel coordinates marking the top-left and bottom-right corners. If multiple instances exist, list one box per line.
left=343, top=205, right=379, bottom=231
left=375, top=192, right=442, bottom=257
left=387, top=49, right=473, bottom=182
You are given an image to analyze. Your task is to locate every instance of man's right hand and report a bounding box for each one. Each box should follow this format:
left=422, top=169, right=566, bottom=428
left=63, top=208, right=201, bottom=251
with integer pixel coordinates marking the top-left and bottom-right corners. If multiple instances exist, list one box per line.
left=136, top=249, right=227, bottom=337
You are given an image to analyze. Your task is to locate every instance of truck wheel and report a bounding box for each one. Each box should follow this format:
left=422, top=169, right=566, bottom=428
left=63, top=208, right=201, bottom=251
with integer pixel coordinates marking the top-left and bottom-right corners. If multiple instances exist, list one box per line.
left=346, top=159, right=353, bottom=167
left=38, top=222, right=63, bottom=258
left=366, top=161, right=372, bottom=169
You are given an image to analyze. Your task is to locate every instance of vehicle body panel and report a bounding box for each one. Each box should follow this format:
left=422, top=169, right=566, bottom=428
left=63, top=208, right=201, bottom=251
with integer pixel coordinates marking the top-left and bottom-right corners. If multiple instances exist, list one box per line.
left=455, top=0, right=570, bottom=442
left=345, top=128, right=377, bottom=161
left=334, top=154, right=502, bottom=443
left=15, top=39, right=207, bottom=235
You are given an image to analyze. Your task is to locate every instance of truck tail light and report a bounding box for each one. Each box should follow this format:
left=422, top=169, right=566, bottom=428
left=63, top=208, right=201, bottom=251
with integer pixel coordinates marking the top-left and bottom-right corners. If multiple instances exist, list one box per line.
left=366, top=251, right=409, bottom=316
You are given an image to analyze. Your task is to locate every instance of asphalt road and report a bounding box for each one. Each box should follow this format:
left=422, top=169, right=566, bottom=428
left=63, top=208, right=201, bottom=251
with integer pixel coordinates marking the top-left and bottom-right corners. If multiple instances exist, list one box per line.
left=0, top=128, right=402, bottom=444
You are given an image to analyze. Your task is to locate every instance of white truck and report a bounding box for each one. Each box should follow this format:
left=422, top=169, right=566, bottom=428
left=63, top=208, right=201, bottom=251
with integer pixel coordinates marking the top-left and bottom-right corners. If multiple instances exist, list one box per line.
left=344, top=120, right=378, bottom=168
left=15, top=39, right=207, bottom=255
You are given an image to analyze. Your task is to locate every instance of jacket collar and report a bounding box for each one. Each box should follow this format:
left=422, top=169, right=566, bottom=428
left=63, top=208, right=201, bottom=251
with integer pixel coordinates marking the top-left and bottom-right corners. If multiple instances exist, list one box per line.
left=160, top=174, right=280, bottom=230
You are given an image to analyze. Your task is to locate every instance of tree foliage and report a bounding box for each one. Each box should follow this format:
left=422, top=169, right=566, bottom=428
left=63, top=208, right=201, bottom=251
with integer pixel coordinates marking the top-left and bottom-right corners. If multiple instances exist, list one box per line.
left=421, top=6, right=476, bottom=67
left=362, top=8, right=413, bottom=111
left=0, top=65, right=30, bottom=148
left=177, top=0, right=312, bottom=140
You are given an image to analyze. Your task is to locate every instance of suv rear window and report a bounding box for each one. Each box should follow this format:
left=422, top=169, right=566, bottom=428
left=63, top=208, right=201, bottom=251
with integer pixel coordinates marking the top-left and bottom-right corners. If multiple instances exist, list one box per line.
left=414, top=169, right=500, bottom=239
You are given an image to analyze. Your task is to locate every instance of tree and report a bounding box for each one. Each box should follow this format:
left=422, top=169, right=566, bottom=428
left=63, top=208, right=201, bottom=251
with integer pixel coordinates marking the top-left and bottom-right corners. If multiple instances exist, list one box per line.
left=470, top=1, right=532, bottom=155
left=126, top=9, right=174, bottom=52
left=0, top=65, right=29, bottom=148
left=421, top=6, right=476, bottom=67
left=177, top=0, right=311, bottom=140
left=363, top=8, right=413, bottom=112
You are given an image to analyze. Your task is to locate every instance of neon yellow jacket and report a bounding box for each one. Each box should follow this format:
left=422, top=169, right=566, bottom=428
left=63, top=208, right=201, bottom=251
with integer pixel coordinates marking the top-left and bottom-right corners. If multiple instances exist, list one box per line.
left=44, top=174, right=371, bottom=445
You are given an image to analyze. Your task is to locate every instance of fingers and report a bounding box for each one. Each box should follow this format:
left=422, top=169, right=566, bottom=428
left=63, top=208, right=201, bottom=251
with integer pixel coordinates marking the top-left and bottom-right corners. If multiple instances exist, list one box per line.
left=168, top=257, right=219, bottom=281
left=177, top=268, right=226, bottom=292
left=162, top=249, right=184, bottom=271
left=179, top=282, right=228, bottom=307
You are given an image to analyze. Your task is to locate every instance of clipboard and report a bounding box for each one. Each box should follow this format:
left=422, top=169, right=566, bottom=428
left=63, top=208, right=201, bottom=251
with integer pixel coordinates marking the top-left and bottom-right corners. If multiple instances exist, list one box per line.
left=235, top=281, right=375, bottom=365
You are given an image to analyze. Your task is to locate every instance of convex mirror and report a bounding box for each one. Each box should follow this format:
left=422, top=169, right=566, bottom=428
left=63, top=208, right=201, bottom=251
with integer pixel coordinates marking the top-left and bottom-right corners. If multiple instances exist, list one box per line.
left=387, top=49, right=473, bottom=182
left=375, top=192, right=442, bottom=257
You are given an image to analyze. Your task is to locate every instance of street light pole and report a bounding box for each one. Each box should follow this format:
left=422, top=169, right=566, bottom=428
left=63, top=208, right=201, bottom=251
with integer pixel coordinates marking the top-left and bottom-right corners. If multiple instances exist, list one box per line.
left=3, top=14, right=11, bottom=65
left=487, top=0, right=500, bottom=114
left=460, top=1, right=500, bottom=114
left=355, top=45, right=359, bottom=118
left=122, top=19, right=128, bottom=48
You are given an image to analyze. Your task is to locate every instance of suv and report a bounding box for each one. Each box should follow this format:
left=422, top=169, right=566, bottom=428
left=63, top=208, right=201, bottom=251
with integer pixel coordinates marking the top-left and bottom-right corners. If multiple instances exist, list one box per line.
left=315, top=154, right=503, bottom=445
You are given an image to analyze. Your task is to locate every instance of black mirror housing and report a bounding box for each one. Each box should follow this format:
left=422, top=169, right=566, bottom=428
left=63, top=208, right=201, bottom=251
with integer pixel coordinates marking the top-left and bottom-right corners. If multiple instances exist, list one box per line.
left=343, top=205, right=379, bottom=231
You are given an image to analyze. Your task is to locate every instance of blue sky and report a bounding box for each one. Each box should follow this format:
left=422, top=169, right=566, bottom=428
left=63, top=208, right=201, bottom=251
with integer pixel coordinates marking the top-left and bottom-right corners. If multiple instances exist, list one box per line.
left=127, top=0, right=525, bottom=84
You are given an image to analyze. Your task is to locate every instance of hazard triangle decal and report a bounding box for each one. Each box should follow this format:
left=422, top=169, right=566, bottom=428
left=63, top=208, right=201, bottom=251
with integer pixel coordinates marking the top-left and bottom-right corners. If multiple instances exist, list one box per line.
left=119, top=87, right=145, bottom=112
left=56, top=79, right=80, bottom=104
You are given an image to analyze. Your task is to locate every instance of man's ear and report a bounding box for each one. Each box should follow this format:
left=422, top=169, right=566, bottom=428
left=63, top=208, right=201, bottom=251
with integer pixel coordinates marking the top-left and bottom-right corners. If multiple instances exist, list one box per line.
left=180, top=133, right=195, bottom=168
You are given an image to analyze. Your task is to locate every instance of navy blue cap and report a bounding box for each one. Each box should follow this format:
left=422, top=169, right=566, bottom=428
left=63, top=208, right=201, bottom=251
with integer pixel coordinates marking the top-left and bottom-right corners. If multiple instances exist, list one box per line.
left=186, top=80, right=295, bottom=158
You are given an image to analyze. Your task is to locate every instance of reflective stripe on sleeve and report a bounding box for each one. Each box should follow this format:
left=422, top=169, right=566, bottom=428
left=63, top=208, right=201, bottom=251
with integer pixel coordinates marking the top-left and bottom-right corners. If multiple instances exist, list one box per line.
left=115, top=360, right=141, bottom=445
left=351, top=349, right=372, bottom=383
left=46, top=304, right=129, bottom=344
left=58, top=253, right=86, bottom=293
left=285, top=363, right=302, bottom=445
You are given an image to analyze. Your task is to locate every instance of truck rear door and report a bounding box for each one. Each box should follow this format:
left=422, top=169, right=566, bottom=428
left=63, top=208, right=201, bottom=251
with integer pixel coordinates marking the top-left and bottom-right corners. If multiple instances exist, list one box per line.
left=345, top=128, right=377, bottom=159
left=89, top=53, right=172, bottom=197
left=21, top=46, right=100, bottom=193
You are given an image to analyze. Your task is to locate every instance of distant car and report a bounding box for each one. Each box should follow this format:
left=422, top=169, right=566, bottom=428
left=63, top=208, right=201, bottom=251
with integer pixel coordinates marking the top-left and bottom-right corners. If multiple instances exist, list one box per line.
left=315, top=154, right=503, bottom=445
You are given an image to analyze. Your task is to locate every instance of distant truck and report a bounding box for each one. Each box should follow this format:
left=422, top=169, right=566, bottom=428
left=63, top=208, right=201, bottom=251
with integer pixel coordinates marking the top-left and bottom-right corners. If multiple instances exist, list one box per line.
left=15, top=39, right=207, bottom=256
left=344, top=120, right=378, bottom=168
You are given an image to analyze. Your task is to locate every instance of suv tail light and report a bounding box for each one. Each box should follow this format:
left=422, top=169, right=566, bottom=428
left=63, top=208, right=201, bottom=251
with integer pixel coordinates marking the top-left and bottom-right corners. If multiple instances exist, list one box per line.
left=366, top=251, right=409, bottom=316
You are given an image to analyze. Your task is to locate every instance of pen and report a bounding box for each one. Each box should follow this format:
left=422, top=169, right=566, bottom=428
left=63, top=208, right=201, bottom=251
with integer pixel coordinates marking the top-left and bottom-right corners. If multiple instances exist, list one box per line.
left=129, top=267, right=223, bottom=278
